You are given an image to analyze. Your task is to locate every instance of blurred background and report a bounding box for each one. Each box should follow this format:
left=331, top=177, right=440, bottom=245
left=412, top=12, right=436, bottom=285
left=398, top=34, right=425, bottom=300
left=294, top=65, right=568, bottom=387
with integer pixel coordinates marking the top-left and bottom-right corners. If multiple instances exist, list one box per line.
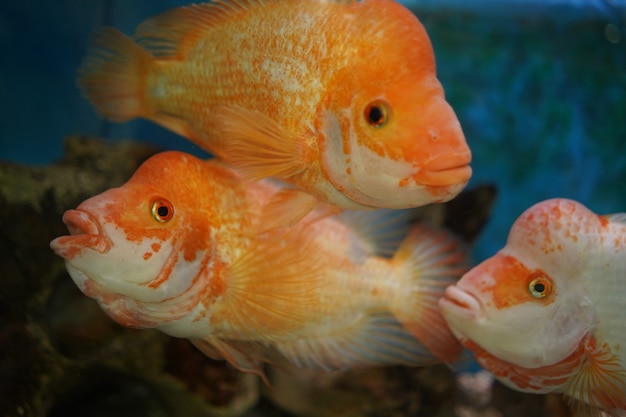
left=1, top=2, right=625, bottom=417
left=1, top=0, right=625, bottom=260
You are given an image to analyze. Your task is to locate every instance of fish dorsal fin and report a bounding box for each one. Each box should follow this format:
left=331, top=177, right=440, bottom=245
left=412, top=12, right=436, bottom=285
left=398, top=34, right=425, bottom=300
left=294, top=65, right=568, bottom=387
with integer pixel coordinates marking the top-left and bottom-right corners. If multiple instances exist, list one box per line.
left=564, top=338, right=626, bottom=411
left=275, top=312, right=442, bottom=371
left=213, top=105, right=306, bottom=181
left=134, top=0, right=358, bottom=58
left=338, top=209, right=414, bottom=258
left=604, top=213, right=626, bottom=225
left=135, top=1, right=265, bottom=58
left=316, top=0, right=355, bottom=4
left=210, top=230, right=322, bottom=340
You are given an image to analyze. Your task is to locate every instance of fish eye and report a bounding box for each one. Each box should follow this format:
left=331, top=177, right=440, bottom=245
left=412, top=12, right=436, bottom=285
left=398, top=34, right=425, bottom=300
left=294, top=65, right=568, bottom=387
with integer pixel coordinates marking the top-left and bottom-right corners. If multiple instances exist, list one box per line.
left=364, top=101, right=390, bottom=128
left=151, top=198, right=174, bottom=222
left=528, top=273, right=552, bottom=298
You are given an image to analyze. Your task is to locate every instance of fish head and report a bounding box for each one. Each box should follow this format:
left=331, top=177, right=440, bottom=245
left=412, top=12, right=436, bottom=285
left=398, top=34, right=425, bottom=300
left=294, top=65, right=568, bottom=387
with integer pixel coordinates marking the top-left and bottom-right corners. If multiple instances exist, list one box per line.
left=320, top=0, right=471, bottom=209
left=440, top=199, right=600, bottom=372
left=50, top=151, right=231, bottom=327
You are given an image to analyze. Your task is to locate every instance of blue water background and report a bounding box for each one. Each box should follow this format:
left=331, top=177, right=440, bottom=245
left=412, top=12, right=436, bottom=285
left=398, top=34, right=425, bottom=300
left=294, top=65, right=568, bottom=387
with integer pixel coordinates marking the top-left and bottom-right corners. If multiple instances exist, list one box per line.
left=1, top=1, right=625, bottom=262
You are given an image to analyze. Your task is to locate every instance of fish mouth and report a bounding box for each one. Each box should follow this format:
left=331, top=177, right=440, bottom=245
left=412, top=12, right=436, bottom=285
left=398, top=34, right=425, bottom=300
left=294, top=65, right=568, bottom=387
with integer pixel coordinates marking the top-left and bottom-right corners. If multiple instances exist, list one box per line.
left=413, top=152, right=473, bottom=187
left=50, top=209, right=111, bottom=258
left=440, top=285, right=482, bottom=315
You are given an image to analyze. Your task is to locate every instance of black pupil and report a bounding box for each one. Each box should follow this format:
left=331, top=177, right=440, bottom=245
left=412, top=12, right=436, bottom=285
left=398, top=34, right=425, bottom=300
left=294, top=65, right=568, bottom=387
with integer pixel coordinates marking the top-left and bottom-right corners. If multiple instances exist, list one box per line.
left=368, top=106, right=384, bottom=125
left=533, top=282, right=545, bottom=293
left=157, top=205, right=169, bottom=218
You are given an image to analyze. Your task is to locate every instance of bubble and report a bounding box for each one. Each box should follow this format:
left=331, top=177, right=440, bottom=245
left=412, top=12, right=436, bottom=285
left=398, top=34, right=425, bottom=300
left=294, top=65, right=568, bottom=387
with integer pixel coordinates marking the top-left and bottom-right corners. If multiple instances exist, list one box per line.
left=605, top=23, right=621, bottom=44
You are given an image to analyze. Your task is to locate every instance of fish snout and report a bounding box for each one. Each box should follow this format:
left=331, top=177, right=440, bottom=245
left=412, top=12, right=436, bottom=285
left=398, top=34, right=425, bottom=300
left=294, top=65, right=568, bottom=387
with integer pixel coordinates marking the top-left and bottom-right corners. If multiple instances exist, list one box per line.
left=50, top=210, right=111, bottom=258
left=409, top=96, right=472, bottom=187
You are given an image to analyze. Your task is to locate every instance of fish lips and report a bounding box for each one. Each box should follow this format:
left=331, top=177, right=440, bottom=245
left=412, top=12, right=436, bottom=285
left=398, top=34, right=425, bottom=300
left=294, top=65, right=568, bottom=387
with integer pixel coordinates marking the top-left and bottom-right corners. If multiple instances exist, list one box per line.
left=345, top=150, right=472, bottom=208
left=414, top=151, right=473, bottom=187
left=439, top=284, right=484, bottom=334
left=50, top=209, right=112, bottom=259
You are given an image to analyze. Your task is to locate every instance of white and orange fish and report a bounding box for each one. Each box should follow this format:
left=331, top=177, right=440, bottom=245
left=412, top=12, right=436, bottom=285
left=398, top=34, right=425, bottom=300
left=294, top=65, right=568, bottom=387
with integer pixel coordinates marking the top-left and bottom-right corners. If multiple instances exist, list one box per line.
left=440, top=198, right=626, bottom=415
left=77, top=0, right=471, bottom=215
left=50, top=151, right=468, bottom=378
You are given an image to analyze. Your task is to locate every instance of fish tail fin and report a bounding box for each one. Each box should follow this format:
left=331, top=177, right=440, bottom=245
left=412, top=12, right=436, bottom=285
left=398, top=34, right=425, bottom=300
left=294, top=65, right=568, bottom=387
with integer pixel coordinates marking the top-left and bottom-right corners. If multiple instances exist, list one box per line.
left=390, top=224, right=470, bottom=363
left=77, top=27, right=153, bottom=122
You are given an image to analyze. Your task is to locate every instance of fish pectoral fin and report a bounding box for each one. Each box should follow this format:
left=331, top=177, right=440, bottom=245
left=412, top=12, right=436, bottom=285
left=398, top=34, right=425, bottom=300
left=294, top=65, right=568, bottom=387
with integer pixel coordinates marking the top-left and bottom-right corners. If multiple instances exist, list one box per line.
left=192, top=338, right=270, bottom=384
left=256, top=188, right=339, bottom=233
left=391, top=224, right=469, bottom=363
left=258, top=188, right=319, bottom=232
left=211, top=231, right=323, bottom=339
left=564, top=340, right=626, bottom=411
left=275, top=311, right=442, bottom=370
left=213, top=105, right=305, bottom=181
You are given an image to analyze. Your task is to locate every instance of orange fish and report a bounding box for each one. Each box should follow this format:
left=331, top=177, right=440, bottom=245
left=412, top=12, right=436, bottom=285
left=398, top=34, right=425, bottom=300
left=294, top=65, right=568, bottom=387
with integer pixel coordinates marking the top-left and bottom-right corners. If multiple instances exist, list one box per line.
left=77, top=0, right=472, bottom=216
left=50, top=151, right=468, bottom=378
left=440, top=199, right=626, bottom=416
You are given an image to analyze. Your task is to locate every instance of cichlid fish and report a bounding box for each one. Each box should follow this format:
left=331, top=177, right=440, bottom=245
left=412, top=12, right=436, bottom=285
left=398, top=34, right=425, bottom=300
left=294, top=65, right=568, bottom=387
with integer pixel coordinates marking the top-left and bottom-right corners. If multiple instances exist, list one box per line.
left=77, top=0, right=472, bottom=215
left=439, top=198, right=626, bottom=415
left=50, top=151, right=468, bottom=379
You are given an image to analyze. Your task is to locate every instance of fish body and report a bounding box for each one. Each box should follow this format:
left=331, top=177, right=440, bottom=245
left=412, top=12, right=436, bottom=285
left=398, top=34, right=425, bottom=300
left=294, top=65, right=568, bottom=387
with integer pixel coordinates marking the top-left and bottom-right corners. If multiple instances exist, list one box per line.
left=77, top=0, right=471, bottom=212
left=50, top=151, right=468, bottom=377
left=439, top=198, right=626, bottom=415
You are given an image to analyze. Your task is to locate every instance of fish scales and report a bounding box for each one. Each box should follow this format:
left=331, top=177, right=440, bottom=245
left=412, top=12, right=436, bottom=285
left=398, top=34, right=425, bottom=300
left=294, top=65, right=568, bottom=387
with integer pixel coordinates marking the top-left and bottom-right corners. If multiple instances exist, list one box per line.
left=147, top=4, right=335, bottom=131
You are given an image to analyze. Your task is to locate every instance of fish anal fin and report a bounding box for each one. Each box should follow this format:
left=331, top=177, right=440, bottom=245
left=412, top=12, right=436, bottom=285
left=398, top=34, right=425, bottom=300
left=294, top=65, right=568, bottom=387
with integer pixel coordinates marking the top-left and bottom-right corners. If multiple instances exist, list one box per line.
left=339, top=209, right=415, bottom=258
left=565, top=399, right=609, bottom=417
left=212, top=105, right=306, bottom=181
left=392, top=224, right=470, bottom=363
left=276, top=312, right=443, bottom=371
left=211, top=232, right=323, bottom=340
left=565, top=338, right=626, bottom=412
